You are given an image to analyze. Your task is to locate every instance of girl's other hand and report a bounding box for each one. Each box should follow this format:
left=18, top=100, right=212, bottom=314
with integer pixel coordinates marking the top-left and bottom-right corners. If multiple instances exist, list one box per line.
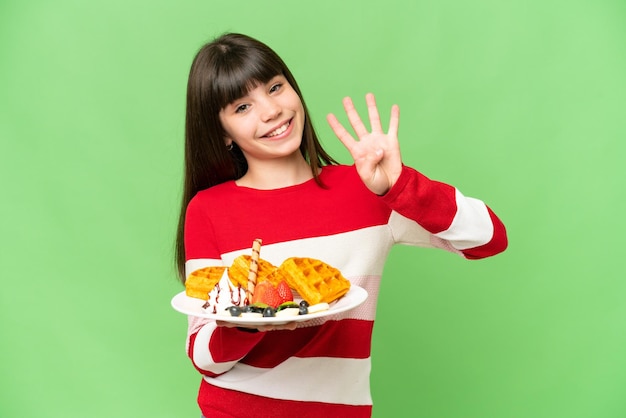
left=326, top=93, right=402, bottom=195
left=216, top=320, right=298, bottom=332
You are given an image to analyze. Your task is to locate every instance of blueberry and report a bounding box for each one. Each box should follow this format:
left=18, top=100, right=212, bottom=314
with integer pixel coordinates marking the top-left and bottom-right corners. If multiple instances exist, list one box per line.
left=227, top=306, right=242, bottom=317
left=299, top=305, right=308, bottom=315
left=299, top=300, right=309, bottom=308
left=263, top=307, right=276, bottom=317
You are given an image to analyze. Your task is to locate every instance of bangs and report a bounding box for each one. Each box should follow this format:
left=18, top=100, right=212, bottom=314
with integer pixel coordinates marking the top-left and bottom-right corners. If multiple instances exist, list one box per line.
left=210, top=49, right=285, bottom=110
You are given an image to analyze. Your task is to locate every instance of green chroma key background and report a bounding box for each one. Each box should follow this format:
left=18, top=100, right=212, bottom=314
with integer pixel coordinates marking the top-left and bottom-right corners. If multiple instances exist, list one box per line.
left=1, top=0, right=625, bottom=417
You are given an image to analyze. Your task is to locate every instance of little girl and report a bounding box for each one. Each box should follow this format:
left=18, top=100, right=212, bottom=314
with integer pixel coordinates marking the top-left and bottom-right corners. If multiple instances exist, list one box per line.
left=175, top=32, right=507, bottom=418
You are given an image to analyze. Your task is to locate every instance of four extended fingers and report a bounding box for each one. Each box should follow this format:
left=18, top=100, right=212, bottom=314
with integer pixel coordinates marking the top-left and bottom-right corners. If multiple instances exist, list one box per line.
left=328, top=93, right=398, bottom=141
left=327, top=93, right=402, bottom=194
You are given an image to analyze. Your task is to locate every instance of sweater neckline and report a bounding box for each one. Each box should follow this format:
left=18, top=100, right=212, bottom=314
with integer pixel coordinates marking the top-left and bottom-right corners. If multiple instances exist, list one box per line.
left=228, top=166, right=330, bottom=194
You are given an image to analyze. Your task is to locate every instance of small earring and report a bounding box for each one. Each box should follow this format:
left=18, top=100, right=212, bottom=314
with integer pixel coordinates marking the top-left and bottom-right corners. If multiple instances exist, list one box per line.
left=226, top=143, right=233, bottom=151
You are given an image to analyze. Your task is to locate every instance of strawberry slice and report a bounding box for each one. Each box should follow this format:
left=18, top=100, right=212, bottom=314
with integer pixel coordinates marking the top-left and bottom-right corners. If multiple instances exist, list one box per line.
left=252, top=280, right=282, bottom=309
left=276, top=279, right=294, bottom=304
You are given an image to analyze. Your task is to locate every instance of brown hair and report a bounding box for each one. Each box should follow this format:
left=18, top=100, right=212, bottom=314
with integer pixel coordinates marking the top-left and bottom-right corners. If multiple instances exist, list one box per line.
left=175, top=33, right=337, bottom=282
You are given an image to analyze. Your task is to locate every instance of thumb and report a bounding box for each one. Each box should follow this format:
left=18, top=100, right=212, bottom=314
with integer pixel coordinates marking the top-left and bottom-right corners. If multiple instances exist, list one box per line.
left=355, top=149, right=384, bottom=181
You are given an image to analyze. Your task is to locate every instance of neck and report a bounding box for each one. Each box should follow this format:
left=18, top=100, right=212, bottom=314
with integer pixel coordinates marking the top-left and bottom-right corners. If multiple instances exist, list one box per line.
left=236, top=154, right=314, bottom=190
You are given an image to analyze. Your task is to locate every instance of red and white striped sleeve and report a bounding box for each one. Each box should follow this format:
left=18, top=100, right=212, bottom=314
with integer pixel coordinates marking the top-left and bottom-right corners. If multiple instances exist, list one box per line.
left=187, top=319, right=264, bottom=377
left=381, top=165, right=508, bottom=259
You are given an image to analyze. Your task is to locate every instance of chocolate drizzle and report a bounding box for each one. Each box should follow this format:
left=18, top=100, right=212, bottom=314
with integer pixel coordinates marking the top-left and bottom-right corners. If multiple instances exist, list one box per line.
left=202, top=281, right=246, bottom=313
left=212, top=283, right=220, bottom=313
left=201, top=289, right=211, bottom=310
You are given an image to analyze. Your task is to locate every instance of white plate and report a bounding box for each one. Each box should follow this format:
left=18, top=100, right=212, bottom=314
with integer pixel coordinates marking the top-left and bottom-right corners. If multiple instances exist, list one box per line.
left=171, top=285, right=368, bottom=325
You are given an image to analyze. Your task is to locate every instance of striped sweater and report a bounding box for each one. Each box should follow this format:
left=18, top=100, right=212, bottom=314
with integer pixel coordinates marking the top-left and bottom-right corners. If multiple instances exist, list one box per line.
left=183, top=164, right=507, bottom=417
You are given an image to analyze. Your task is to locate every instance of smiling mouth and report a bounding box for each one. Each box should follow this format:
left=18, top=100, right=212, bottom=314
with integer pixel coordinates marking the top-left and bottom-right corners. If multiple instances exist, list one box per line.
left=265, top=120, right=291, bottom=138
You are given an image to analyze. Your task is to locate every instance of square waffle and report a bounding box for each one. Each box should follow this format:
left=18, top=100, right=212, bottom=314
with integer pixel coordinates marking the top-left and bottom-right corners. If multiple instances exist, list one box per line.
left=185, top=266, right=226, bottom=300
left=227, top=255, right=277, bottom=288
left=278, top=257, right=351, bottom=305
left=264, top=266, right=291, bottom=287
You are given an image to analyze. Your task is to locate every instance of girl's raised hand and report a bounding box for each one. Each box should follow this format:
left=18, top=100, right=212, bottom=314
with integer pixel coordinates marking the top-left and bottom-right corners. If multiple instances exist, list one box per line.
left=326, top=93, right=402, bottom=195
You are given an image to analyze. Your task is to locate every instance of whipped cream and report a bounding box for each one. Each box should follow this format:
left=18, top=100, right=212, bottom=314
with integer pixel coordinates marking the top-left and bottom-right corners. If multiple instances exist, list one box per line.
left=201, top=270, right=247, bottom=315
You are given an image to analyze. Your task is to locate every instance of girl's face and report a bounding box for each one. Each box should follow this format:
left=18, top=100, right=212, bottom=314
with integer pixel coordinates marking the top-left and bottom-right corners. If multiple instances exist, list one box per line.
left=219, top=75, right=305, bottom=166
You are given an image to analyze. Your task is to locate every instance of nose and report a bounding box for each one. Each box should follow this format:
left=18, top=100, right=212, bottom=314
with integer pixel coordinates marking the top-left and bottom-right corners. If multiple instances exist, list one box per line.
left=260, top=97, right=281, bottom=122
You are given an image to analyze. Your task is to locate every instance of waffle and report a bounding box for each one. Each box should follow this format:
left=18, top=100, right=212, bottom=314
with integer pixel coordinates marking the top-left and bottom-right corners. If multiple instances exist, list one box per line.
left=264, top=267, right=291, bottom=287
left=185, top=266, right=227, bottom=300
left=227, top=255, right=277, bottom=289
left=278, top=257, right=350, bottom=305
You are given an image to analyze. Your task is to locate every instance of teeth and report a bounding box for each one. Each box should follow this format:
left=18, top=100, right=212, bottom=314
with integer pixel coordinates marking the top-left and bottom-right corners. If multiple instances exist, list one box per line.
left=266, top=122, right=289, bottom=137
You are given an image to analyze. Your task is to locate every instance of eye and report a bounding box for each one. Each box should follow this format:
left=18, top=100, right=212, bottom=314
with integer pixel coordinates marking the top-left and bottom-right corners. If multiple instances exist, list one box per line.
left=269, top=82, right=282, bottom=93
left=235, top=104, right=250, bottom=113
